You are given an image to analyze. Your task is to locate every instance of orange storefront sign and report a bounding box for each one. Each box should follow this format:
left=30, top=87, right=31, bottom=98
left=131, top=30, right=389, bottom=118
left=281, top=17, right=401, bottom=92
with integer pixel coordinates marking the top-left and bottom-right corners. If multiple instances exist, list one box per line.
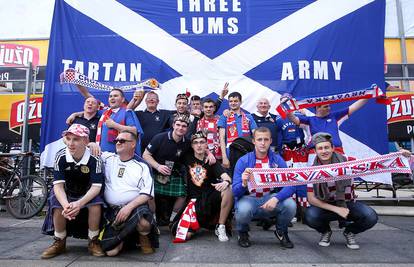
left=0, top=94, right=42, bottom=135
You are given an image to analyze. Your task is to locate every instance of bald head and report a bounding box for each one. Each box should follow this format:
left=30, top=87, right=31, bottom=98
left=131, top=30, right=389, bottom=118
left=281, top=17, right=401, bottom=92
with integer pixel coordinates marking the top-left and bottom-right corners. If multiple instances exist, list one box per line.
left=257, top=97, right=271, bottom=116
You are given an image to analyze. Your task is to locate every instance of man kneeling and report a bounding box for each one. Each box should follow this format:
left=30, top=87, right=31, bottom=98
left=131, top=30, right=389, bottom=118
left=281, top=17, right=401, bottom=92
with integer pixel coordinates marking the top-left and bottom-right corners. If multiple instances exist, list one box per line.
left=171, top=131, right=233, bottom=242
left=233, top=127, right=297, bottom=248
left=41, top=124, right=105, bottom=259
left=305, top=132, right=378, bottom=250
left=100, top=130, right=158, bottom=256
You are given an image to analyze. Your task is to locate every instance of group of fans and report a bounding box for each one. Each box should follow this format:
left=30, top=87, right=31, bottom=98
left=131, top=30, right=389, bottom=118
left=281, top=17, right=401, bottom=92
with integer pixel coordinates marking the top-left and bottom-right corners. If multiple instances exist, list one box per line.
left=41, top=82, right=389, bottom=259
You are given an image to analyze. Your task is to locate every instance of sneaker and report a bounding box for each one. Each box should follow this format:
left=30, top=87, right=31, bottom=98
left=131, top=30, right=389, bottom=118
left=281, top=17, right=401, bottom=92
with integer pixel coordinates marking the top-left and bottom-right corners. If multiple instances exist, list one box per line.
left=215, top=224, right=229, bottom=242
left=318, top=230, right=332, bottom=247
left=343, top=231, right=360, bottom=250
left=88, top=236, right=105, bottom=257
left=41, top=237, right=66, bottom=259
left=139, top=234, right=155, bottom=254
left=274, top=230, right=294, bottom=249
left=237, top=232, right=251, bottom=248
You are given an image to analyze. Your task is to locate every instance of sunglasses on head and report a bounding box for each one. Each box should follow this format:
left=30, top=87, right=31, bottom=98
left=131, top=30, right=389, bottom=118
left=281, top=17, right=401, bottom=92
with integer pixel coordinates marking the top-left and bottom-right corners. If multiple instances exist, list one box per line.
left=114, top=139, right=132, bottom=144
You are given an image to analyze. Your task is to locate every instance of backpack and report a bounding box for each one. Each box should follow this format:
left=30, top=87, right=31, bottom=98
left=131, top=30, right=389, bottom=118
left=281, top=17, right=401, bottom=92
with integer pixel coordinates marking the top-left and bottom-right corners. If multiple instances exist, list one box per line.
left=228, top=136, right=255, bottom=177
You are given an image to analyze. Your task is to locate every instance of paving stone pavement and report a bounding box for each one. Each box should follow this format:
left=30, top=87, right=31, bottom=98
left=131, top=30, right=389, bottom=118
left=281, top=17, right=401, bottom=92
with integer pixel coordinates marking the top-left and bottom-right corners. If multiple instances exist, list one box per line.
left=1, top=212, right=414, bottom=266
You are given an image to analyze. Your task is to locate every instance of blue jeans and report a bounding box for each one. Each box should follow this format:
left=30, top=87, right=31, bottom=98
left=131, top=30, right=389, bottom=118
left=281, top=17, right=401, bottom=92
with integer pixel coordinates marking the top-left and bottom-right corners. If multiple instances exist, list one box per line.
left=305, top=201, right=378, bottom=234
left=235, top=194, right=296, bottom=233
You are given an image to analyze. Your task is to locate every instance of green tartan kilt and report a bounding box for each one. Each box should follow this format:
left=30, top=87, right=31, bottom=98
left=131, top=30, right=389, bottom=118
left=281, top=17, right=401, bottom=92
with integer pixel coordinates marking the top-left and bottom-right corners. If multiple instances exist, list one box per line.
left=154, top=175, right=186, bottom=197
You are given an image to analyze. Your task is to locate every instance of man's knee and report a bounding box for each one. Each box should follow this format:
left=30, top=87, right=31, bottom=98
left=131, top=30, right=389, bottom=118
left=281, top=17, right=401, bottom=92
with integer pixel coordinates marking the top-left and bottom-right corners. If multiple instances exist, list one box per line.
left=304, top=207, right=321, bottom=227
left=235, top=198, right=254, bottom=220
left=88, top=204, right=102, bottom=214
left=279, top=198, right=297, bottom=214
left=359, top=205, right=378, bottom=230
left=137, top=218, right=151, bottom=234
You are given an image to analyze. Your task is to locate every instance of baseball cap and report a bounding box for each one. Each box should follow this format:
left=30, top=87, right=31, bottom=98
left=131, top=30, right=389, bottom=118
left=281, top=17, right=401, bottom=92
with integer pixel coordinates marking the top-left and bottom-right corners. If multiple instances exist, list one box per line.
left=62, top=123, right=90, bottom=138
left=312, top=132, right=332, bottom=146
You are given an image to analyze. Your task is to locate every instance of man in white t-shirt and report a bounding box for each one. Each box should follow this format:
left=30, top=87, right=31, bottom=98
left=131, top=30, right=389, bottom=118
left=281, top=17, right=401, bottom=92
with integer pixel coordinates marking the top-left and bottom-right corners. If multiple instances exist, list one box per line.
left=100, top=130, right=158, bottom=256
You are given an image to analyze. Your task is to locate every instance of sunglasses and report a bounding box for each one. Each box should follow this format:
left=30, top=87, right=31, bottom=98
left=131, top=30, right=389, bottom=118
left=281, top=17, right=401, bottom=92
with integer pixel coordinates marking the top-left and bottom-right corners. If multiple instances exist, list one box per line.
left=114, top=139, right=133, bottom=144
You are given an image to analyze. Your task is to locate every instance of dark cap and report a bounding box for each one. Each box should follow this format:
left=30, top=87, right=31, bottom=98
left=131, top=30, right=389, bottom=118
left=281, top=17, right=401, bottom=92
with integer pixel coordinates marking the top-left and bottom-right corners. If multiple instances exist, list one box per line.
left=173, top=114, right=190, bottom=125
left=312, top=132, right=332, bottom=146
left=191, top=131, right=207, bottom=142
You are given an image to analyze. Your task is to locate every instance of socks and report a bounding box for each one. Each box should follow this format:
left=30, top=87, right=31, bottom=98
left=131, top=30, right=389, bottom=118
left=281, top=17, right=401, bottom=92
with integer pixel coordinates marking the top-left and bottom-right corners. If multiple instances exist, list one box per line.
left=54, top=230, right=67, bottom=240
left=88, top=229, right=100, bottom=240
left=170, top=211, right=178, bottom=222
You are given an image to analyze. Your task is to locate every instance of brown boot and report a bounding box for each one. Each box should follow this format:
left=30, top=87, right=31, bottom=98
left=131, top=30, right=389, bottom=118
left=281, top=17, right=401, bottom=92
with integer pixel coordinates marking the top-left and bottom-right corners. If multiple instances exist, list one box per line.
left=138, top=234, right=154, bottom=254
left=88, top=236, right=105, bottom=257
left=41, top=237, right=66, bottom=259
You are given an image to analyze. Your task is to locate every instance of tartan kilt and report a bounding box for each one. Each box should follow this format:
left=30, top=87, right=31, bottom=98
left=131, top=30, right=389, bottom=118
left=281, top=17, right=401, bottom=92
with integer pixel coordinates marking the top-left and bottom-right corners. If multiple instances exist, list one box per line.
left=99, top=204, right=159, bottom=252
left=154, top=175, right=186, bottom=197
left=42, top=189, right=105, bottom=239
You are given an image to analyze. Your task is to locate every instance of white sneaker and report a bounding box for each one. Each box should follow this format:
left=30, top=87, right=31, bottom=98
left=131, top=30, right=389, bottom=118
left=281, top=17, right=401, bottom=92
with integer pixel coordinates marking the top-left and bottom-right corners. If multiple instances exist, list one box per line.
left=215, top=224, right=229, bottom=242
left=318, top=230, right=332, bottom=247
left=343, top=231, right=360, bottom=250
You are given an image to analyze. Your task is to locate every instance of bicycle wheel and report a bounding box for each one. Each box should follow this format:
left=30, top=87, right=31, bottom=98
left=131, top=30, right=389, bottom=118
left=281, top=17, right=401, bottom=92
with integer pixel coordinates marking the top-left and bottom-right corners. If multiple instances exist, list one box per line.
left=5, top=175, right=48, bottom=219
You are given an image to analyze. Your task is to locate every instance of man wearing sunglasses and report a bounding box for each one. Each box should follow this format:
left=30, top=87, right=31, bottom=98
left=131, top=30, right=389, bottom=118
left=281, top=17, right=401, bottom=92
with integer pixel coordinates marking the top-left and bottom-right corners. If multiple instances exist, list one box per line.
left=100, top=130, right=158, bottom=256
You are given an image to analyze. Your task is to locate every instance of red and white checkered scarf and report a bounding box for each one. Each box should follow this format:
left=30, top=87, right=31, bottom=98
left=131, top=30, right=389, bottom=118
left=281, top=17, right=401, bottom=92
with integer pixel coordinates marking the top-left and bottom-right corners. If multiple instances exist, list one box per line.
left=173, top=199, right=200, bottom=243
left=197, top=116, right=222, bottom=159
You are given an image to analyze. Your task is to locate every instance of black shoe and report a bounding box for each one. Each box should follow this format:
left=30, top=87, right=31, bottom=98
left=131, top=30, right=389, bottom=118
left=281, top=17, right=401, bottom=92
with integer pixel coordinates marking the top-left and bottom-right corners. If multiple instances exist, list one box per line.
left=238, top=232, right=251, bottom=248
left=274, top=230, right=294, bottom=249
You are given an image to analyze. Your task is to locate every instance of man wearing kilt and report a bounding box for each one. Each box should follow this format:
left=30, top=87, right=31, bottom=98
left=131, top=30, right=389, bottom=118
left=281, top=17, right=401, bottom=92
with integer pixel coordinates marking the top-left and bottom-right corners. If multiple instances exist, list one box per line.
left=99, top=130, right=158, bottom=256
left=143, top=115, right=216, bottom=226
left=41, top=124, right=105, bottom=259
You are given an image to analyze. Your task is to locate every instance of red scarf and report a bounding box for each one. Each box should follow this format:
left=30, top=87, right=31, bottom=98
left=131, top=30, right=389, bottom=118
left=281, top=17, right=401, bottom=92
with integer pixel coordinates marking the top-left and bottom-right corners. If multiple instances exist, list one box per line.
left=226, top=111, right=250, bottom=148
left=197, top=116, right=222, bottom=158
left=173, top=199, right=199, bottom=243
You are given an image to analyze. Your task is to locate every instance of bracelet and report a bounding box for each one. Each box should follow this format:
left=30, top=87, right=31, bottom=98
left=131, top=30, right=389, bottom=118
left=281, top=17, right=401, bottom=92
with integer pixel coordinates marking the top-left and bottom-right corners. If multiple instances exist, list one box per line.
left=223, top=180, right=231, bottom=185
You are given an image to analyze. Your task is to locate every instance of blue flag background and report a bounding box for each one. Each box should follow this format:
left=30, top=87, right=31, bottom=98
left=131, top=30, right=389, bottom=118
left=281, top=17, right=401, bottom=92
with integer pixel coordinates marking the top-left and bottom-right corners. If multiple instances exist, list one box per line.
left=41, top=0, right=387, bottom=163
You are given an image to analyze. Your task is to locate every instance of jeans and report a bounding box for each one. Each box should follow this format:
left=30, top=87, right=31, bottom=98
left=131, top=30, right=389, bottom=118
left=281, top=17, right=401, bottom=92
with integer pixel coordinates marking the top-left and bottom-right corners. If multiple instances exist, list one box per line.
left=304, top=201, right=378, bottom=234
left=235, top=193, right=296, bottom=233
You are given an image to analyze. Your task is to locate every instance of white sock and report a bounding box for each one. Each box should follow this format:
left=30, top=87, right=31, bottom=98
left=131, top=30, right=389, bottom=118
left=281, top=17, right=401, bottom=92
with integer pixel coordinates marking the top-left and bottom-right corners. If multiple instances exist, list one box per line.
left=54, top=230, right=67, bottom=240
left=88, top=229, right=100, bottom=240
left=170, top=211, right=178, bottom=222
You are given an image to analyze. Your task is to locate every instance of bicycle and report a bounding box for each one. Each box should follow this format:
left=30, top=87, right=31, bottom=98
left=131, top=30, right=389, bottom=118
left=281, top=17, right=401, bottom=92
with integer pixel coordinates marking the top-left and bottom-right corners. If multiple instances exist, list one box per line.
left=0, top=152, right=48, bottom=219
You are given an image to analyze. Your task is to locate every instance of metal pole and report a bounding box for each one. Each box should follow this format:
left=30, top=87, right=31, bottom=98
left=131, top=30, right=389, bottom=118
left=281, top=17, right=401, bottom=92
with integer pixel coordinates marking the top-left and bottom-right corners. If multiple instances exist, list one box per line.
left=21, top=63, right=33, bottom=176
left=21, top=63, right=33, bottom=153
left=396, top=0, right=410, bottom=91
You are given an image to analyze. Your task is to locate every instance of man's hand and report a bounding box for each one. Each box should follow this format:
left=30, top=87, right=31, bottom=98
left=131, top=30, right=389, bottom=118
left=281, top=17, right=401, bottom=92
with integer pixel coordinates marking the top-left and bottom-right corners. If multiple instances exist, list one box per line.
left=88, top=142, right=101, bottom=156
left=241, top=169, right=252, bottom=187
left=212, top=181, right=229, bottom=192
left=105, top=118, right=117, bottom=129
left=191, top=109, right=202, bottom=117
left=205, top=151, right=217, bottom=165
left=222, top=157, right=230, bottom=169
left=220, top=82, right=229, bottom=99
left=157, top=165, right=172, bottom=175
left=222, top=109, right=231, bottom=118
left=63, top=201, right=81, bottom=220
left=66, top=113, right=78, bottom=125
left=335, top=206, right=350, bottom=219
left=114, top=205, right=133, bottom=225
left=261, top=197, right=278, bottom=211
left=400, top=149, right=412, bottom=158
left=133, top=89, right=145, bottom=101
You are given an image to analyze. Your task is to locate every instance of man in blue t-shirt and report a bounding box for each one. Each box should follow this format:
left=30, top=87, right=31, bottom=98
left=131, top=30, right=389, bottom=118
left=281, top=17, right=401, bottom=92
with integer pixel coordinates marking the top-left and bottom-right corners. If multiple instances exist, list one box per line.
left=286, top=99, right=368, bottom=152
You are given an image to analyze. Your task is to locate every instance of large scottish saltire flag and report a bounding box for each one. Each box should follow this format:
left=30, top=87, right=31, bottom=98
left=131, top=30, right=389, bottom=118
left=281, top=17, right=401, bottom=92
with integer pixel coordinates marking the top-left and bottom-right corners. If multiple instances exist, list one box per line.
left=41, top=0, right=387, bottom=167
